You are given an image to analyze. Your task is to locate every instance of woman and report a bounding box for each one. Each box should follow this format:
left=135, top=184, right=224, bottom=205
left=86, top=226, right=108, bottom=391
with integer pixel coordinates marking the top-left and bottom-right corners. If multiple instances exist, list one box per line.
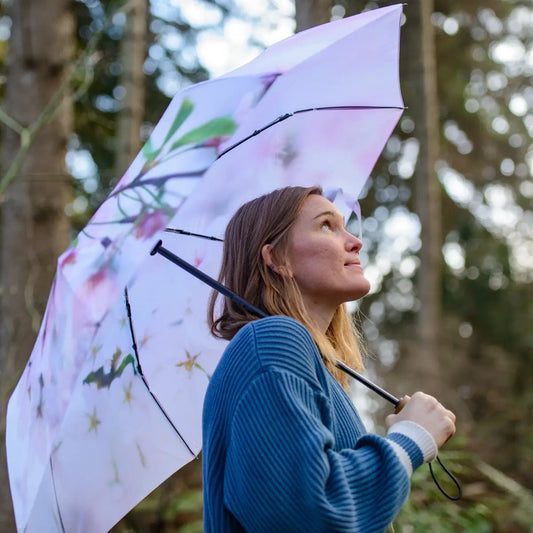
left=203, top=186, right=455, bottom=532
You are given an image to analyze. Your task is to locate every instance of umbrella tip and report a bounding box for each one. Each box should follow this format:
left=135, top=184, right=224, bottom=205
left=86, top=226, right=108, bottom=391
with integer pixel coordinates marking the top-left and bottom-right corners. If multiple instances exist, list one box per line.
left=150, top=240, right=163, bottom=256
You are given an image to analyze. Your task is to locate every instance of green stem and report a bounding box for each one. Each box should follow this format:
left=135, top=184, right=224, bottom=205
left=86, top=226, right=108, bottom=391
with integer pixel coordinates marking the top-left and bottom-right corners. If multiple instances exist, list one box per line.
left=0, top=107, right=25, bottom=135
left=140, top=184, right=163, bottom=204
left=0, top=0, right=137, bottom=201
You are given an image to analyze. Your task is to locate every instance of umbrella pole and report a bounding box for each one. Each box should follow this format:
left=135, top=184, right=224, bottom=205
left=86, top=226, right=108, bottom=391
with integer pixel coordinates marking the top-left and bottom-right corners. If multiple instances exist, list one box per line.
left=150, top=240, right=400, bottom=400
left=150, top=240, right=401, bottom=404
left=150, top=240, right=267, bottom=319
left=335, top=360, right=406, bottom=412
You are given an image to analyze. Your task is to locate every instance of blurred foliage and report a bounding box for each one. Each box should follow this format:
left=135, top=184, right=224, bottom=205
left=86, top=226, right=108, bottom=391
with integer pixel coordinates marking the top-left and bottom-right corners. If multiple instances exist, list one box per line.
left=394, top=439, right=533, bottom=532
left=117, top=488, right=203, bottom=533
left=111, top=459, right=204, bottom=533
left=345, top=0, right=533, bottom=494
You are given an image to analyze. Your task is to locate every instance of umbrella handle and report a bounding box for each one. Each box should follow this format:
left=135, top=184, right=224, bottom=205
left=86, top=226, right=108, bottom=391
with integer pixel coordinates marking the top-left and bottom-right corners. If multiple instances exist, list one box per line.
left=394, top=396, right=408, bottom=413
left=390, top=394, right=462, bottom=500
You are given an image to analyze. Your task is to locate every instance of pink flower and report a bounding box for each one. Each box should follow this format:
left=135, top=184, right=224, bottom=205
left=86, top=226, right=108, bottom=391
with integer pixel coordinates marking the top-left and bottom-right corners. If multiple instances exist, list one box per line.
left=260, top=72, right=280, bottom=92
left=59, top=249, right=77, bottom=269
left=87, top=266, right=108, bottom=290
left=203, top=137, right=226, bottom=149
left=83, top=264, right=120, bottom=321
left=135, top=209, right=168, bottom=240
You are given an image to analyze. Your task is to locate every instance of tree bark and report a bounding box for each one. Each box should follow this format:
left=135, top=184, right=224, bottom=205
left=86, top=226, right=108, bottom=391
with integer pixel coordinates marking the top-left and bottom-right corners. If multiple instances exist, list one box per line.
left=114, top=0, right=148, bottom=177
left=294, top=0, right=333, bottom=31
left=395, top=1, right=443, bottom=393
left=0, top=0, right=74, bottom=527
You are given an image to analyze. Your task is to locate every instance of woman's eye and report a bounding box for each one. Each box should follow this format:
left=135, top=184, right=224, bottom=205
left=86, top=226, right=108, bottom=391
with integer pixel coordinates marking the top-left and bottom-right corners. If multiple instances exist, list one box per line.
left=321, top=221, right=331, bottom=231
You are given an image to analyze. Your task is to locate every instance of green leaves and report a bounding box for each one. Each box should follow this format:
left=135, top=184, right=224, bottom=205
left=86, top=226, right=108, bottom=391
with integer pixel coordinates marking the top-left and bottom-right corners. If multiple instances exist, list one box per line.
left=170, top=116, right=237, bottom=151
left=163, top=97, right=194, bottom=146
left=141, top=137, right=158, bottom=163
left=140, top=97, right=237, bottom=166
left=83, top=350, right=136, bottom=390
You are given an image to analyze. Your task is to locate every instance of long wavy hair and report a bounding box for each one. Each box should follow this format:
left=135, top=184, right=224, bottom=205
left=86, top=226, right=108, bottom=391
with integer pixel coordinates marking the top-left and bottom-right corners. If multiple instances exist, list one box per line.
left=208, top=186, right=364, bottom=389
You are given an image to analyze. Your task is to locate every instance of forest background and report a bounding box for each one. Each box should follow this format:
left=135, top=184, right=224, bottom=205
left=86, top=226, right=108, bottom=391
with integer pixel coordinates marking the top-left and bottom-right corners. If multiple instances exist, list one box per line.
left=0, top=0, right=532, bottom=531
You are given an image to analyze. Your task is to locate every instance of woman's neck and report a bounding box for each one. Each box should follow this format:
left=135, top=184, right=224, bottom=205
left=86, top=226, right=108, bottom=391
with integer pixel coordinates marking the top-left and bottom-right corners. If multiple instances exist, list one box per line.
left=301, top=295, right=335, bottom=333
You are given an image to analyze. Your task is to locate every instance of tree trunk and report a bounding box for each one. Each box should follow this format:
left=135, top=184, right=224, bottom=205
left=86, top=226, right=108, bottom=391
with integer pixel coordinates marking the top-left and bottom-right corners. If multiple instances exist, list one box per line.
left=394, top=1, right=444, bottom=395
left=114, top=0, right=148, bottom=177
left=0, top=0, right=74, bottom=528
left=294, top=0, right=333, bottom=31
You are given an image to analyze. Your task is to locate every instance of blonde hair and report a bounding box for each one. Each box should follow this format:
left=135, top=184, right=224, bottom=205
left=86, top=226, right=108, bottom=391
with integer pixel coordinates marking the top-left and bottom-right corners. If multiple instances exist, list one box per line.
left=208, top=186, right=364, bottom=389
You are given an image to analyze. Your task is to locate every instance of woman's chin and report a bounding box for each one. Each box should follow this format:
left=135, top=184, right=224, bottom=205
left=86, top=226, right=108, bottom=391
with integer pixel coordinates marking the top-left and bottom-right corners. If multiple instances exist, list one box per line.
left=348, top=279, right=371, bottom=301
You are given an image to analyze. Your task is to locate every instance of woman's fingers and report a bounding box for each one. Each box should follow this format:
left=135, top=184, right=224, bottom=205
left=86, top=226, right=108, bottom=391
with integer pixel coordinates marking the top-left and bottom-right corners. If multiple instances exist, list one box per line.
left=386, top=392, right=456, bottom=449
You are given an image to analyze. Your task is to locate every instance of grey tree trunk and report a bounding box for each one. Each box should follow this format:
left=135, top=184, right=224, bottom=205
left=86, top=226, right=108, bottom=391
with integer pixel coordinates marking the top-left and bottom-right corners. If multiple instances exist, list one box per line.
left=294, top=0, right=333, bottom=31
left=114, top=0, right=148, bottom=177
left=0, top=0, right=74, bottom=528
left=394, top=0, right=444, bottom=395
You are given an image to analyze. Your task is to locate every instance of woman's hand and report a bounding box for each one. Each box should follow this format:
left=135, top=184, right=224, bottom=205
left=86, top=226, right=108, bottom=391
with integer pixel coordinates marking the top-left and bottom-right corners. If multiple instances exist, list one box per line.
left=385, top=392, right=456, bottom=449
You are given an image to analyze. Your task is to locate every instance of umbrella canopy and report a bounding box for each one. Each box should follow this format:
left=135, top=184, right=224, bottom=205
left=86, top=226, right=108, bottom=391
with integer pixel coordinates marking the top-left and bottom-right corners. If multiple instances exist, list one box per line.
left=6, top=4, right=405, bottom=531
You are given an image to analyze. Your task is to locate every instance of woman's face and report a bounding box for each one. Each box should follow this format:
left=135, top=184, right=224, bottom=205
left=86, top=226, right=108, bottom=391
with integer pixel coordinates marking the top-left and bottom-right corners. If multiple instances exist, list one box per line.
left=285, top=194, right=370, bottom=312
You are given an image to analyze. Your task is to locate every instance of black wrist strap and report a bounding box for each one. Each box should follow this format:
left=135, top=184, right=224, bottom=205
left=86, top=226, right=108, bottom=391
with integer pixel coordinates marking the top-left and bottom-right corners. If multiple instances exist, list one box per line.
left=429, top=456, right=462, bottom=500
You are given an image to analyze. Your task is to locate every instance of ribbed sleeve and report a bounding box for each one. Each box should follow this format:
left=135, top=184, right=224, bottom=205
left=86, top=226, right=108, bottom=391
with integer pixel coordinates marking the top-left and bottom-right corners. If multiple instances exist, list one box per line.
left=202, top=316, right=421, bottom=532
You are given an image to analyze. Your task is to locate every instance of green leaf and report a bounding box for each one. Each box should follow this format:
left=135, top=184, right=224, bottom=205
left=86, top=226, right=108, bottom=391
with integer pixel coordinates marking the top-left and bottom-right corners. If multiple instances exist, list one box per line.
left=140, top=99, right=194, bottom=164
left=141, top=137, right=159, bottom=163
left=170, top=116, right=238, bottom=151
left=162, top=97, right=195, bottom=146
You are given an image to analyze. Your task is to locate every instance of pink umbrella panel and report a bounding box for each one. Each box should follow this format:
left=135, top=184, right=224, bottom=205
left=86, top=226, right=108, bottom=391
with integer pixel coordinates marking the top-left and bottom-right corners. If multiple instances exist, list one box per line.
left=5, top=4, right=405, bottom=531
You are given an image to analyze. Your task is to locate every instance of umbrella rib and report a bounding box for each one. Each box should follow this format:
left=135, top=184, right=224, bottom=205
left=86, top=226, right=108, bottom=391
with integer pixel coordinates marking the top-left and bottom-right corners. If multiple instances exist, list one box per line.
left=49, top=456, right=67, bottom=533
left=124, top=288, right=196, bottom=457
left=217, top=104, right=406, bottom=159
left=164, top=227, right=224, bottom=242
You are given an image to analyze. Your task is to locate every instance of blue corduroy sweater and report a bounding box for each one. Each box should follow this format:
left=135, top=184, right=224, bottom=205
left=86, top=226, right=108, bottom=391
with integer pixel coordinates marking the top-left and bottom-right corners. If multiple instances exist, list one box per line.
left=202, top=316, right=424, bottom=532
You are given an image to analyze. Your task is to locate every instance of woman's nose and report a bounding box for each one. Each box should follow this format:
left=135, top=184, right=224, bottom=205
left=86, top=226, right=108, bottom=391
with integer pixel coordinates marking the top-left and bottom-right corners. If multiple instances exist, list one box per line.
left=345, top=231, right=362, bottom=252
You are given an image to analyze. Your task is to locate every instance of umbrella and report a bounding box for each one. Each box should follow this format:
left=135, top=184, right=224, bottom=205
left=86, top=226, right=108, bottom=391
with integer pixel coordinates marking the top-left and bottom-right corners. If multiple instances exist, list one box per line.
left=6, top=4, right=405, bottom=531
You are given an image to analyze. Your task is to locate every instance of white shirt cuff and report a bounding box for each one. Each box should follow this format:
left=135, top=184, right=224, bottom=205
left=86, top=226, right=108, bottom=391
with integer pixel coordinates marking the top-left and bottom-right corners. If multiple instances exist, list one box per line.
left=387, top=420, right=438, bottom=464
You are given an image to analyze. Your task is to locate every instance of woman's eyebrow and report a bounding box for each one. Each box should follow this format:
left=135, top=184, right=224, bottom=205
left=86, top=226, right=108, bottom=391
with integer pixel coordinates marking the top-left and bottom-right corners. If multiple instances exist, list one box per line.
left=313, top=210, right=346, bottom=226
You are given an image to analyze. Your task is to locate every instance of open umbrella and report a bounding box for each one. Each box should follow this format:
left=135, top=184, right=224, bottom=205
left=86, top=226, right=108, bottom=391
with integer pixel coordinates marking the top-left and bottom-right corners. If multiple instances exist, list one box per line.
left=6, top=4, right=405, bottom=531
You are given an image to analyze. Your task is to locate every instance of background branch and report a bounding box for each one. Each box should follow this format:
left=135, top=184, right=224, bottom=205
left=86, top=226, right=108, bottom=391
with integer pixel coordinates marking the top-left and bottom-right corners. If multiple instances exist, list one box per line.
left=0, top=0, right=137, bottom=200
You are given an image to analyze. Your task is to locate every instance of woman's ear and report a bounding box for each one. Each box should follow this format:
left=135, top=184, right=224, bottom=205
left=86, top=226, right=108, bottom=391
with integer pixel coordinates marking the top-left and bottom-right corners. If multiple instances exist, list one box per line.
left=261, top=245, right=291, bottom=276
left=261, top=244, right=277, bottom=273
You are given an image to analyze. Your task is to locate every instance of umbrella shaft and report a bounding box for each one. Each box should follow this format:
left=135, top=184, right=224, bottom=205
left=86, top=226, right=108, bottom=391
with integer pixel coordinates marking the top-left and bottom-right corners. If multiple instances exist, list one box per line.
left=151, top=241, right=403, bottom=410
left=335, top=360, right=401, bottom=407
left=151, top=240, right=268, bottom=319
